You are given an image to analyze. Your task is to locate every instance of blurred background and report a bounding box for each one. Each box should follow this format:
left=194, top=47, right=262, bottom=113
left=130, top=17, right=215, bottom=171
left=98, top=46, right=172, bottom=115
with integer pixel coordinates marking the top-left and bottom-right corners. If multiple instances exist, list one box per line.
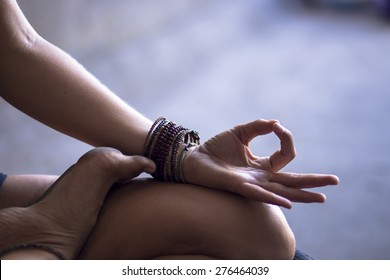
left=1, top=0, right=390, bottom=259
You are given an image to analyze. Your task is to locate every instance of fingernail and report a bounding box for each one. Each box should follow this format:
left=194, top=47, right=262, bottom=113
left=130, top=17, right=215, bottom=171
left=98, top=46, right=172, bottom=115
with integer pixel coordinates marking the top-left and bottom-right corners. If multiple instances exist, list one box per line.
left=330, top=175, right=340, bottom=185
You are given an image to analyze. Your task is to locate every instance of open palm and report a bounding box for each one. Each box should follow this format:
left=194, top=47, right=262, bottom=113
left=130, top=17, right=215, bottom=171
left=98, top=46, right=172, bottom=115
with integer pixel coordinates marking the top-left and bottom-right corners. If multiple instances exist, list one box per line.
left=184, top=119, right=339, bottom=208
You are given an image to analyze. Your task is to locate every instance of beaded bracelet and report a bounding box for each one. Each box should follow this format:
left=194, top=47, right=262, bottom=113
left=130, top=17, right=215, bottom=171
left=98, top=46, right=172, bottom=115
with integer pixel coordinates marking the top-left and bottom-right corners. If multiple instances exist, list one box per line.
left=142, top=117, right=200, bottom=183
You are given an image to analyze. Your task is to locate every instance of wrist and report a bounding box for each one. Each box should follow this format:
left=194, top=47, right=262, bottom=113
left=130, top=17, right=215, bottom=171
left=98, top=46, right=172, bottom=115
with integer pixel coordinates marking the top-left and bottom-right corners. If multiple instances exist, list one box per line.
left=142, top=117, right=200, bottom=183
left=181, top=144, right=197, bottom=184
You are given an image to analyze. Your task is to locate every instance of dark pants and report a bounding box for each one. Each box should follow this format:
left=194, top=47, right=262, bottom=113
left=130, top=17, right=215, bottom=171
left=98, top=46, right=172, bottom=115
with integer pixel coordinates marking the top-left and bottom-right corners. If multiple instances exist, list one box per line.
left=294, top=249, right=314, bottom=260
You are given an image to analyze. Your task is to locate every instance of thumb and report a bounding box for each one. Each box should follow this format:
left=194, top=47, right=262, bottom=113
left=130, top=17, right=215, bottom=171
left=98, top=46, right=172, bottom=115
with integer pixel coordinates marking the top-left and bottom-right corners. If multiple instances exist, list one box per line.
left=115, top=155, right=156, bottom=181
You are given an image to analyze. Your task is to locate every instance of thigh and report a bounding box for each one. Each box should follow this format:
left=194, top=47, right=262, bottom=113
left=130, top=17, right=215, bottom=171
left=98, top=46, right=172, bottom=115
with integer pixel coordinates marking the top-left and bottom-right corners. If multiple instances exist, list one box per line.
left=79, top=179, right=295, bottom=260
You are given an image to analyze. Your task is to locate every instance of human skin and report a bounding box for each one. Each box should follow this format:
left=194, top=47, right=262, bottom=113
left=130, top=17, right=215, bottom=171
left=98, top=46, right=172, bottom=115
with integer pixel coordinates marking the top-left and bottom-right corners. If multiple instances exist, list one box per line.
left=0, top=158, right=296, bottom=260
left=0, top=148, right=156, bottom=259
left=0, top=0, right=339, bottom=259
left=0, top=0, right=338, bottom=208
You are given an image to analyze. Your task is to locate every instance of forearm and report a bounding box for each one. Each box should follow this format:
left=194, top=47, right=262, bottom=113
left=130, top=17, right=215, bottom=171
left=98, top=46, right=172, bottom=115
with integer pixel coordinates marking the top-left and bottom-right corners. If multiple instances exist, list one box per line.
left=0, top=0, right=151, bottom=155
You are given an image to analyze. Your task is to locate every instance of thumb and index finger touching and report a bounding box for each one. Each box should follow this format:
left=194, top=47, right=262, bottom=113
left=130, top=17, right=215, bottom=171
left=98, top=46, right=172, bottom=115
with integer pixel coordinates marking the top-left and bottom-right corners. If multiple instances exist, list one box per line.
left=123, top=118, right=292, bottom=179
left=233, top=119, right=296, bottom=172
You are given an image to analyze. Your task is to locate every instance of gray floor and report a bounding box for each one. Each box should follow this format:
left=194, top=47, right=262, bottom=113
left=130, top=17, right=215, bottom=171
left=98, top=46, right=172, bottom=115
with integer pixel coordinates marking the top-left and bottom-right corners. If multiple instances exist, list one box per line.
left=1, top=0, right=390, bottom=259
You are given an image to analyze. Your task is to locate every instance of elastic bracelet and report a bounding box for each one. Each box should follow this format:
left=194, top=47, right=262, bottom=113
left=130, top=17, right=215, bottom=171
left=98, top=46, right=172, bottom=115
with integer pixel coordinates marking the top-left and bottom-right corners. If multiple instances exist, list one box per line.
left=177, top=143, right=197, bottom=184
left=142, top=117, right=164, bottom=154
left=142, top=117, right=200, bottom=183
left=143, top=118, right=167, bottom=159
left=169, top=129, right=187, bottom=182
left=151, top=121, right=177, bottom=180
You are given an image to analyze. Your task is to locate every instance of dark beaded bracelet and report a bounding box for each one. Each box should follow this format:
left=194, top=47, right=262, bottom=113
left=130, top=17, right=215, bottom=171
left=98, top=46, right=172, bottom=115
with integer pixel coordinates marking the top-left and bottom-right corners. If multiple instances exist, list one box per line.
left=169, top=129, right=187, bottom=182
left=152, top=121, right=177, bottom=180
left=142, top=117, right=200, bottom=183
left=143, top=118, right=167, bottom=159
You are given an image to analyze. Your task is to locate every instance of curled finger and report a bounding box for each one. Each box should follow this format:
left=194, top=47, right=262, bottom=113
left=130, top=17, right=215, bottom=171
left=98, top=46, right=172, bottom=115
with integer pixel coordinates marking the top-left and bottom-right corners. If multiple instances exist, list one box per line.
left=233, top=119, right=278, bottom=146
left=269, top=123, right=296, bottom=172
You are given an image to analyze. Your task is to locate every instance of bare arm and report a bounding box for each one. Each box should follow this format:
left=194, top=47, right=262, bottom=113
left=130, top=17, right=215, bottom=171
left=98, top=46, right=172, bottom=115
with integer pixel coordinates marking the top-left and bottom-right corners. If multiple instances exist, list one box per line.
left=0, top=0, right=339, bottom=207
left=0, top=0, right=151, bottom=156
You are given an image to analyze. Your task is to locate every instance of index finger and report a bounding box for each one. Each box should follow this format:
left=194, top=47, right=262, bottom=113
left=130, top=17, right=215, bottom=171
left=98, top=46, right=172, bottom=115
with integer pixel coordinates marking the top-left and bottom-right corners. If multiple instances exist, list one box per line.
left=269, top=123, right=296, bottom=172
left=233, top=119, right=279, bottom=146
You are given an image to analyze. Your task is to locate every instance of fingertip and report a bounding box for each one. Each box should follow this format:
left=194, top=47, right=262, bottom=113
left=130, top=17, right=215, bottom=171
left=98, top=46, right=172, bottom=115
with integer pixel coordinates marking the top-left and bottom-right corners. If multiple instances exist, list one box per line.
left=267, top=119, right=280, bottom=125
left=253, top=118, right=278, bottom=127
left=278, top=198, right=293, bottom=209
left=323, top=174, right=340, bottom=186
left=283, top=202, right=293, bottom=209
left=273, top=122, right=287, bottom=133
left=308, top=192, right=327, bottom=204
left=330, top=175, right=340, bottom=185
left=136, top=156, right=156, bottom=174
left=144, top=161, right=156, bottom=174
left=273, top=123, right=293, bottom=142
left=126, top=155, right=156, bottom=174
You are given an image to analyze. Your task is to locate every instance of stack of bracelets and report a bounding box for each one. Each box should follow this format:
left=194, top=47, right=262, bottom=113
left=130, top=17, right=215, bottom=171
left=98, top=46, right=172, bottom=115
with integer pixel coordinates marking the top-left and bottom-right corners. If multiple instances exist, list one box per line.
left=142, top=117, right=200, bottom=183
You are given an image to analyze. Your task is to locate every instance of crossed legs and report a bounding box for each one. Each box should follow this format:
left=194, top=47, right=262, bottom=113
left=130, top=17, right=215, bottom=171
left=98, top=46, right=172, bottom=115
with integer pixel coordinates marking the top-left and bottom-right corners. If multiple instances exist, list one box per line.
left=0, top=148, right=155, bottom=259
left=0, top=149, right=295, bottom=260
left=80, top=179, right=295, bottom=259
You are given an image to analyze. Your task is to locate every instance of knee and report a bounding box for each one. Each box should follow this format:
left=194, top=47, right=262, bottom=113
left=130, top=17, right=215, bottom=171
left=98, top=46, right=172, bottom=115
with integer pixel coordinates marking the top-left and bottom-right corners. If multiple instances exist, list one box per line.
left=234, top=203, right=295, bottom=260
left=277, top=228, right=296, bottom=260
left=253, top=204, right=296, bottom=260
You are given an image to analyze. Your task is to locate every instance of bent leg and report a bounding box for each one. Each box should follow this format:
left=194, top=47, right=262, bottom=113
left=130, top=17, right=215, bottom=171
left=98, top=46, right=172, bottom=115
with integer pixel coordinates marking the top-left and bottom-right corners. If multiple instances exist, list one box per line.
left=79, top=179, right=296, bottom=260
left=0, top=175, right=58, bottom=209
left=0, top=148, right=154, bottom=259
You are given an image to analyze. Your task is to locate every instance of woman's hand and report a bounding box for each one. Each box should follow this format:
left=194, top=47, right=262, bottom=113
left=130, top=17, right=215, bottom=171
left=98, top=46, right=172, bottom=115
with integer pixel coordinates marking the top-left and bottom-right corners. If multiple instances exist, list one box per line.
left=183, top=119, right=339, bottom=209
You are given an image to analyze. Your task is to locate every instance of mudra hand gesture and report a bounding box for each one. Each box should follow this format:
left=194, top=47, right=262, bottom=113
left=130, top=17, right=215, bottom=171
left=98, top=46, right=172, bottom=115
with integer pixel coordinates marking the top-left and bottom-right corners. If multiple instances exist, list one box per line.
left=183, top=119, right=339, bottom=209
left=143, top=118, right=339, bottom=209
